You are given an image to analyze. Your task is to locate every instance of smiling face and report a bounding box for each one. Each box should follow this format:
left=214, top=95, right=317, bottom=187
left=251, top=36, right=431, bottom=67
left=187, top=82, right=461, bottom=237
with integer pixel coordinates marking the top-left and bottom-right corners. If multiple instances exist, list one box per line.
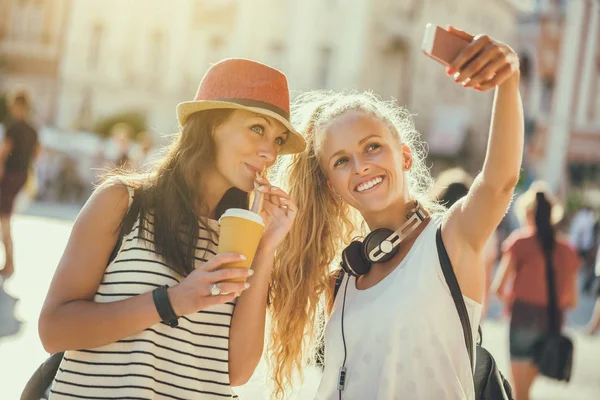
left=212, top=109, right=289, bottom=192
left=317, top=109, right=413, bottom=215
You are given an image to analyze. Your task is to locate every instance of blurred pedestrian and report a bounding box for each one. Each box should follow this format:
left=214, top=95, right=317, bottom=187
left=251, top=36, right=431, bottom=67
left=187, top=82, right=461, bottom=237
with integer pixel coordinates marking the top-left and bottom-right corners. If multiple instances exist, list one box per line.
left=431, top=167, right=500, bottom=318
left=131, top=131, right=157, bottom=171
left=0, top=89, right=40, bottom=278
left=106, top=122, right=134, bottom=170
left=36, top=58, right=304, bottom=399
left=586, top=225, right=600, bottom=335
left=569, top=205, right=597, bottom=293
left=492, top=181, right=580, bottom=400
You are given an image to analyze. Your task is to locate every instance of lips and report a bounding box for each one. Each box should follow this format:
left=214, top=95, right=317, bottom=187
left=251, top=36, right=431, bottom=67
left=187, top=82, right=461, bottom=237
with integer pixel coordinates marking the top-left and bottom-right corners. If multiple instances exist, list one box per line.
left=245, top=163, right=262, bottom=175
left=355, top=176, right=384, bottom=192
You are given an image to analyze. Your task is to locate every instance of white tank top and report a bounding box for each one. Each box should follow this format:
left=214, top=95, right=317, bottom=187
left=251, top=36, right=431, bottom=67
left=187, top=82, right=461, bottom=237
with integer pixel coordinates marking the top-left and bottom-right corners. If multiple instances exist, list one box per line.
left=316, top=217, right=482, bottom=400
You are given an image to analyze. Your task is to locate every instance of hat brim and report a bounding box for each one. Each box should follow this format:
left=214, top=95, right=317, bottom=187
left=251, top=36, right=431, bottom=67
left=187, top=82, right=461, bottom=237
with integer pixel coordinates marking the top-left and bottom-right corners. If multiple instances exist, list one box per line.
left=176, top=100, right=305, bottom=155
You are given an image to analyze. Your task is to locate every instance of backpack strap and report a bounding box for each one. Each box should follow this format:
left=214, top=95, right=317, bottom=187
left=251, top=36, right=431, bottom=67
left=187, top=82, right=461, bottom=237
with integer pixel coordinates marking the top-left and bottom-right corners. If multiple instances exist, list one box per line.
left=435, top=226, right=475, bottom=372
left=107, top=187, right=141, bottom=265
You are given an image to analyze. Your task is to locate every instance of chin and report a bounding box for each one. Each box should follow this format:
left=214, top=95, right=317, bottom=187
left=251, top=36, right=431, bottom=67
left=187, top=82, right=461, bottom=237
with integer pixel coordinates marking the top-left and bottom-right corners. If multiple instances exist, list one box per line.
left=235, top=179, right=254, bottom=193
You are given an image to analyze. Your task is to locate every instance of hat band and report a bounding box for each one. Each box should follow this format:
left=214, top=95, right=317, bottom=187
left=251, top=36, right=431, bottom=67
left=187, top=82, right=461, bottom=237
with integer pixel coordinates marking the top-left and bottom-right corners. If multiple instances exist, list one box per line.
left=212, top=98, right=290, bottom=121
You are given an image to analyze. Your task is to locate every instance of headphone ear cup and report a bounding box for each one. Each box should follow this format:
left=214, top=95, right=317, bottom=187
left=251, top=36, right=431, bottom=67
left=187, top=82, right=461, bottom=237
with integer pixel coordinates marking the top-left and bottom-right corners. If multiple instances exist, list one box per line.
left=342, top=240, right=371, bottom=277
left=363, top=228, right=397, bottom=263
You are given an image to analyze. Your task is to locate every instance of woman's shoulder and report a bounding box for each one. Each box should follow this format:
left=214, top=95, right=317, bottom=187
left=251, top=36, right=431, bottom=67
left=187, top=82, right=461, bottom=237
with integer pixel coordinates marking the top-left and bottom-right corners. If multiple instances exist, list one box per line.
left=556, top=235, right=578, bottom=253
left=503, top=227, right=534, bottom=247
left=87, top=180, right=133, bottom=217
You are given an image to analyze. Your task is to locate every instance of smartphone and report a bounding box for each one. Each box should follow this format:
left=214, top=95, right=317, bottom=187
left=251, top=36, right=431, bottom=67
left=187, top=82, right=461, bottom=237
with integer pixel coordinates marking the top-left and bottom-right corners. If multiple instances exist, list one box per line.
left=421, top=24, right=470, bottom=67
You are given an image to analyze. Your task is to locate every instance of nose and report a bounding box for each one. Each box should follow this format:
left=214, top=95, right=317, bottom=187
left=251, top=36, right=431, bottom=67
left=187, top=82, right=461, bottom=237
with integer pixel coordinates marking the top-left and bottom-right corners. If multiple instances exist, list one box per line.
left=351, top=154, right=371, bottom=175
left=257, top=140, right=278, bottom=166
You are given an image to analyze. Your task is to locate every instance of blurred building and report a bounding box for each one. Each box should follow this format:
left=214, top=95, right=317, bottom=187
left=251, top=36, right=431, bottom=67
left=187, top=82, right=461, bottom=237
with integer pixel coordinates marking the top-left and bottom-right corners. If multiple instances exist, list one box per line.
left=53, top=0, right=521, bottom=167
left=518, top=0, right=600, bottom=188
left=0, top=0, right=71, bottom=125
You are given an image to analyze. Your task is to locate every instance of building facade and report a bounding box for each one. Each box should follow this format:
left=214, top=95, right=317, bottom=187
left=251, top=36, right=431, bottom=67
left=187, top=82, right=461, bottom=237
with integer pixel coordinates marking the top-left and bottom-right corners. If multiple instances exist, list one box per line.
left=517, top=0, right=600, bottom=189
left=0, top=0, right=71, bottom=125
left=36, top=0, right=519, bottom=163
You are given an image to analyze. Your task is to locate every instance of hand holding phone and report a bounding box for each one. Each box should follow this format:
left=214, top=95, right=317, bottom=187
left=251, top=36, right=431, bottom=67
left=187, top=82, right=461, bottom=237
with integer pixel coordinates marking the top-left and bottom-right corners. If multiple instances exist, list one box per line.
left=421, top=24, right=470, bottom=67
left=421, top=24, right=520, bottom=91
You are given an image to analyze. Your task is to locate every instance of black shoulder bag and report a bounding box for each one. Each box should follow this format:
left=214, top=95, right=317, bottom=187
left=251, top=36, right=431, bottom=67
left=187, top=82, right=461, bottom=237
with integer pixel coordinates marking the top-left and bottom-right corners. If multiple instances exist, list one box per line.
left=532, top=247, right=573, bottom=381
left=20, top=190, right=141, bottom=400
left=436, top=227, right=514, bottom=400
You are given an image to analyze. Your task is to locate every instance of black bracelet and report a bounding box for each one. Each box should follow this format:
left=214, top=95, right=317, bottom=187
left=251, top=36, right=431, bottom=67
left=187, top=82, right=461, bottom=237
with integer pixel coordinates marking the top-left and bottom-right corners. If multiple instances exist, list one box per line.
left=152, top=285, right=179, bottom=328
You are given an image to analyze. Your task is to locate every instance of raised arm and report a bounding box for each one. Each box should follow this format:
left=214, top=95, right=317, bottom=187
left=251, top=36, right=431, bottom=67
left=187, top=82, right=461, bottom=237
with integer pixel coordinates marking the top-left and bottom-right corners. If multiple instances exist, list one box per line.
left=444, top=29, right=523, bottom=251
left=439, top=28, right=523, bottom=301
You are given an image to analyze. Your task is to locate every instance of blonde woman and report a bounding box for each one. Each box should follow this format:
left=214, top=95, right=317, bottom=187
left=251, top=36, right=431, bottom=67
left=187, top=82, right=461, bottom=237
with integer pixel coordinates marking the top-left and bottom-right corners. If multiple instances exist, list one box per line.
left=268, top=28, right=523, bottom=399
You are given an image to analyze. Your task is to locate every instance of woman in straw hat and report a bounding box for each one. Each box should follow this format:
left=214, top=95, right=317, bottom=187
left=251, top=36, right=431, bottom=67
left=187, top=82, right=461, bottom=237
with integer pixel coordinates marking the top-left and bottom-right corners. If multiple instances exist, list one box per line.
left=492, top=181, right=580, bottom=400
left=37, top=58, right=304, bottom=399
left=268, top=27, right=521, bottom=399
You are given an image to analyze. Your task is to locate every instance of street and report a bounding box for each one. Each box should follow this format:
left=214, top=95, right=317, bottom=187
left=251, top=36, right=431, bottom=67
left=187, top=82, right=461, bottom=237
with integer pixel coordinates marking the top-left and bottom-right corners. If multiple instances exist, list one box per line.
left=1, top=207, right=599, bottom=399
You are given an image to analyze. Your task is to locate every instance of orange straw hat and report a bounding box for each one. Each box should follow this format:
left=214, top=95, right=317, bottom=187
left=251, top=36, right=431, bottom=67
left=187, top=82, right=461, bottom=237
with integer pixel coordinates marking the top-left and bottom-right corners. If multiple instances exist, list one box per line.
left=177, top=58, right=305, bottom=155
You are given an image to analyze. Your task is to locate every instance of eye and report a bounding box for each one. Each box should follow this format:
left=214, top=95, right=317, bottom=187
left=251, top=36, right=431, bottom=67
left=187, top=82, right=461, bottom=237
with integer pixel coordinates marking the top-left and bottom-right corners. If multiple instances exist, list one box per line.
left=333, top=157, right=349, bottom=168
left=251, top=124, right=265, bottom=134
left=275, top=136, right=287, bottom=147
left=366, top=142, right=381, bottom=152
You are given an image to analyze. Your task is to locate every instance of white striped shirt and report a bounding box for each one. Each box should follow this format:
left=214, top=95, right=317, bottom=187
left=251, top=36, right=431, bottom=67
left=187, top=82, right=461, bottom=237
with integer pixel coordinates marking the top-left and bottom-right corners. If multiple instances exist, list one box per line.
left=50, top=188, right=238, bottom=399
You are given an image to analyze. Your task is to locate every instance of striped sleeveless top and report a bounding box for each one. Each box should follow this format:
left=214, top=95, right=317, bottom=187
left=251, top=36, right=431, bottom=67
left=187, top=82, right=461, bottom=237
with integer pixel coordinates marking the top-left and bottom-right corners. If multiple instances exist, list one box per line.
left=50, top=187, right=239, bottom=399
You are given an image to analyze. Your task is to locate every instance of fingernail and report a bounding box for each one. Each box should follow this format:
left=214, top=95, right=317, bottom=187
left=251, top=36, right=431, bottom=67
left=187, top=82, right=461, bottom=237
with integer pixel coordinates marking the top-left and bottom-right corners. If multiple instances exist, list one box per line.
left=448, top=68, right=455, bottom=75
left=239, top=255, right=247, bottom=260
left=279, top=197, right=287, bottom=202
left=256, top=185, right=266, bottom=191
left=474, top=85, right=481, bottom=90
left=270, top=186, right=279, bottom=192
left=244, top=282, right=251, bottom=289
left=248, top=269, right=254, bottom=276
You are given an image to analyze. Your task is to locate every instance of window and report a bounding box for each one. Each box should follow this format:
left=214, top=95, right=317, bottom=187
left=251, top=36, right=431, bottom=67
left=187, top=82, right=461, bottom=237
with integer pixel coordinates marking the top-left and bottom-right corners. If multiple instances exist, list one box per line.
left=76, top=88, right=93, bottom=130
left=378, top=39, right=410, bottom=105
left=88, top=24, right=104, bottom=69
left=149, top=30, right=167, bottom=84
left=541, top=77, right=555, bottom=113
left=593, top=69, right=600, bottom=121
left=207, top=36, right=225, bottom=63
left=318, top=47, right=332, bottom=88
left=268, top=42, right=286, bottom=71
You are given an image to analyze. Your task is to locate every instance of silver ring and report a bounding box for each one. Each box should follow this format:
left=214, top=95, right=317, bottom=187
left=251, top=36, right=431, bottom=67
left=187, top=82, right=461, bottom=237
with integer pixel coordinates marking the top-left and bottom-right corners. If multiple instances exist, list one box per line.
left=209, top=284, right=222, bottom=296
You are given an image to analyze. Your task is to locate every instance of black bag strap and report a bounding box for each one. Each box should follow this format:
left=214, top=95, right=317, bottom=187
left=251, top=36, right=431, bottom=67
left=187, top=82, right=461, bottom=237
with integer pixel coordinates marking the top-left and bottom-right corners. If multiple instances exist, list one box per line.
left=541, top=247, right=560, bottom=333
left=108, top=188, right=141, bottom=265
left=436, top=227, right=475, bottom=372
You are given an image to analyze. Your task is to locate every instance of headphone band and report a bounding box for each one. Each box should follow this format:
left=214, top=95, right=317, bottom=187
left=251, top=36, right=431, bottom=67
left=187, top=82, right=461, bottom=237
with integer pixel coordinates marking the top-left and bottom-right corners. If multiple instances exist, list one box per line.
left=368, top=202, right=429, bottom=262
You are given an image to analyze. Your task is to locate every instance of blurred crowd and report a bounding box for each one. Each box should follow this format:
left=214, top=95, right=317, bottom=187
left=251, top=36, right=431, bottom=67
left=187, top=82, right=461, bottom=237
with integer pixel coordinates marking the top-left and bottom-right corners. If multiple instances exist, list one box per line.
left=1, top=93, right=158, bottom=206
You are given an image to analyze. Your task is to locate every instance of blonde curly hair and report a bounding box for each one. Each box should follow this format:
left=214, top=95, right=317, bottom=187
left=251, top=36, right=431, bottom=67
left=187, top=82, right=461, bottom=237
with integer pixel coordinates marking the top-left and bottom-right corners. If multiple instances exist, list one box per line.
left=267, top=90, right=444, bottom=399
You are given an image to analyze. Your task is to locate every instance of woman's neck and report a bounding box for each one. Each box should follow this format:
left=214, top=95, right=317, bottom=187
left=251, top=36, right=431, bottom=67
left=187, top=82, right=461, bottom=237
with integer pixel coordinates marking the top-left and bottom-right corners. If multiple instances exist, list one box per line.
left=198, top=169, right=231, bottom=219
left=362, top=197, right=416, bottom=232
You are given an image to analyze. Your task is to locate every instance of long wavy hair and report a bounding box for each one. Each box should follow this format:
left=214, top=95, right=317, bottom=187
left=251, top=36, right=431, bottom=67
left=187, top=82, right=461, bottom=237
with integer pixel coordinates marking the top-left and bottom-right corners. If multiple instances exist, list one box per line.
left=102, top=109, right=249, bottom=276
left=267, top=91, right=444, bottom=398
